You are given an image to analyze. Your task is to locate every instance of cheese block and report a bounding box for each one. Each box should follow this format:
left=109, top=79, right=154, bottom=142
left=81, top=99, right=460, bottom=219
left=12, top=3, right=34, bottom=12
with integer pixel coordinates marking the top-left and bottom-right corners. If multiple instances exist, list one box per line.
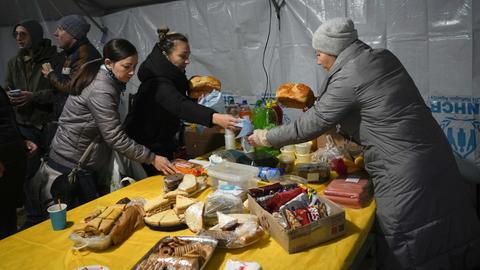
left=178, top=174, right=197, bottom=193
left=164, top=190, right=189, bottom=200
left=145, top=209, right=181, bottom=227
left=175, top=195, right=197, bottom=215
left=144, top=196, right=171, bottom=216
left=217, top=212, right=238, bottom=230
left=185, top=201, right=204, bottom=233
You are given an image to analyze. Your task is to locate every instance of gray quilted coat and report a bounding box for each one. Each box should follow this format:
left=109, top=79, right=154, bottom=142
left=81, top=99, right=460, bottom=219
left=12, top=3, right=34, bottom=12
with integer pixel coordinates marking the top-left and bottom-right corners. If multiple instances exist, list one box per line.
left=49, top=68, right=154, bottom=171
left=267, top=40, right=480, bottom=269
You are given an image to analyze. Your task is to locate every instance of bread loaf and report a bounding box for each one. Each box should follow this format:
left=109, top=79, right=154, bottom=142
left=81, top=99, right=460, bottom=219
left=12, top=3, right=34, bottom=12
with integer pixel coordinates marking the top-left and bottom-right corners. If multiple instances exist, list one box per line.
left=189, top=75, right=221, bottom=99
left=110, top=205, right=144, bottom=245
left=185, top=201, right=204, bottom=233
left=276, top=83, right=315, bottom=109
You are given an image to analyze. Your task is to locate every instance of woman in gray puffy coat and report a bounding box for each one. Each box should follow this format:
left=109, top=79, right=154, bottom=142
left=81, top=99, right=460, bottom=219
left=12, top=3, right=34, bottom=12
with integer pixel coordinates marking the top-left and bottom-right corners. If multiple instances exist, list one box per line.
left=249, top=18, right=480, bottom=269
left=48, top=39, right=177, bottom=207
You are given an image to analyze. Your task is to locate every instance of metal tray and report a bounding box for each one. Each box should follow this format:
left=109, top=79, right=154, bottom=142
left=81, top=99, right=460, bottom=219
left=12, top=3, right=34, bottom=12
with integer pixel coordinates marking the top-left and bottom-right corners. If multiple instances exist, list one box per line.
left=131, top=236, right=218, bottom=270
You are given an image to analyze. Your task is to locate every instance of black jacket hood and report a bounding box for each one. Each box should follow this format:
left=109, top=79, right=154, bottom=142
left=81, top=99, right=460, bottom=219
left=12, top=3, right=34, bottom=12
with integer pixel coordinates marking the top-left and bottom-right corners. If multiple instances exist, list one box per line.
left=137, top=45, right=190, bottom=93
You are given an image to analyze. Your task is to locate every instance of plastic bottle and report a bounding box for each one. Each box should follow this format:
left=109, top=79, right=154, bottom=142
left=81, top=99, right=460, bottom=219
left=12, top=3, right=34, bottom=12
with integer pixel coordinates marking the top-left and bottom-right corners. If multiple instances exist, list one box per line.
left=271, top=100, right=283, bottom=125
left=253, top=100, right=267, bottom=129
left=264, top=100, right=278, bottom=129
left=258, top=166, right=284, bottom=181
left=239, top=100, right=253, bottom=120
left=225, top=97, right=239, bottom=117
left=224, top=128, right=236, bottom=150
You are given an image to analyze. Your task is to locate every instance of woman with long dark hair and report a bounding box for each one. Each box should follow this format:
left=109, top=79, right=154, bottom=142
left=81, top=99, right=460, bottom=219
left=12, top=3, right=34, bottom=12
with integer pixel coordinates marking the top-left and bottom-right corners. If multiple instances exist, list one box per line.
left=47, top=38, right=176, bottom=207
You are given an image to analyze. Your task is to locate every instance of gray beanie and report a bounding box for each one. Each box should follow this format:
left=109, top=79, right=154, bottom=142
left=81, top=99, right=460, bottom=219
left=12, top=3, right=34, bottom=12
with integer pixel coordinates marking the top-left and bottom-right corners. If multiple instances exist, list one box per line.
left=57, top=15, right=90, bottom=40
left=312, top=17, right=358, bottom=56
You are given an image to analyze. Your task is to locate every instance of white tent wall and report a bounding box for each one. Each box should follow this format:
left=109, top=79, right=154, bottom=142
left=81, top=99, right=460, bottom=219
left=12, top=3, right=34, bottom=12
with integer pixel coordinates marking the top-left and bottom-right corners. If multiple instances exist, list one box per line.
left=0, top=0, right=478, bottom=164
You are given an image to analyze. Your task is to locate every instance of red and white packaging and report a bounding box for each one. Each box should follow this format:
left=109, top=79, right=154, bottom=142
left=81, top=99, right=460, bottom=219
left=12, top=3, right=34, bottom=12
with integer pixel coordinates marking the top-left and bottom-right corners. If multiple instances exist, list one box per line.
left=323, top=178, right=372, bottom=208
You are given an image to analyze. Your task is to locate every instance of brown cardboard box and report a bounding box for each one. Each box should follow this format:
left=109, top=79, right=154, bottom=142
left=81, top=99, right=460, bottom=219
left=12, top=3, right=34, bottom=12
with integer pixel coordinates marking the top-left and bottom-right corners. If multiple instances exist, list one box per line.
left=184, top=125, right=224, bottom=159
left=248, top=194, right=346, bottom=253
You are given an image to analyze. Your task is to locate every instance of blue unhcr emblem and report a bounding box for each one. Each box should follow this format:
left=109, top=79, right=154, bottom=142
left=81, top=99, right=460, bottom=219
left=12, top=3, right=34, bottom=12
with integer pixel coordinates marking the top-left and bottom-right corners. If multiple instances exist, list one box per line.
left=440, top=117, right=480, bottom=159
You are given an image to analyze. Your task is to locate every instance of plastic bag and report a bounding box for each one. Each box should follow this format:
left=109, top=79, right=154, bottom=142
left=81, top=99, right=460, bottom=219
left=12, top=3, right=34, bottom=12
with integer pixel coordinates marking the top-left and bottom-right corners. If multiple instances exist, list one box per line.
left=311, top=135, right=345, bottom=163
left=70, top=232, right=112, bottom=251
left=204, top=191, right=244, bottom=225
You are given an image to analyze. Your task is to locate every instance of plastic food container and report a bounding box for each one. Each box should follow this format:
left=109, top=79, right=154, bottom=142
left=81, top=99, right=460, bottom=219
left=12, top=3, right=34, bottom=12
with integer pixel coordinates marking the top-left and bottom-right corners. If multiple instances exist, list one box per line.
left=207, top=161, right=260, bottom=190
left=295, top=152, right=312, bottom=163
left=280, top=146, right=295, bottom=159
left=278, top=154, right=295, bottom=173
left=295, top=142, right=312, bottom=154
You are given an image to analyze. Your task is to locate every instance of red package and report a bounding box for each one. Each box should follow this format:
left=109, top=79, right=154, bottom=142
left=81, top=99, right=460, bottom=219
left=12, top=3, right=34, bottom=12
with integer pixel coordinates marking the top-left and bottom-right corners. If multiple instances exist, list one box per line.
left=294, top=208, right=311, bottom=226
left=265, top=187, right=305, bottom=213
left=324, top=194, right=371, bottom=209
left=324, top=178, right=372, bottom=208
left=172, top=159, right=204, bottom=176
left=324, top=178, right=371, bottom=198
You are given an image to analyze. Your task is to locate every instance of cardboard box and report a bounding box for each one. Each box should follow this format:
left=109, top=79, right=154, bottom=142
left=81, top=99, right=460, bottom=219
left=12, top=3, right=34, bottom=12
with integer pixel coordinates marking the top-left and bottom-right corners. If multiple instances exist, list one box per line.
left=248, top=194, right=346, bottom=253
left=184, top=126, right=224, bottom=159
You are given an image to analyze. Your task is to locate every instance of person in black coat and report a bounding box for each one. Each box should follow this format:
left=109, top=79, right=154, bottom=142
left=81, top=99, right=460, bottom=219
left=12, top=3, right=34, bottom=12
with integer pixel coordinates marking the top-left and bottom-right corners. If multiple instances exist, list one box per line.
left=0, top=86, right=37, bottom=239
left=125, top=27, right=239, bottom=175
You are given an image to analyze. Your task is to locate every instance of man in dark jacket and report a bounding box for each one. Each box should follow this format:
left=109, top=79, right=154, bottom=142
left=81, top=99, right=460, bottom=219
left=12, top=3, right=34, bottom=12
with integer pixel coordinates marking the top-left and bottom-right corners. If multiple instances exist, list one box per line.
left=41, top=15, right=101, bottom=120
left=249, top=18, right=480, bottom=269
left=5, top=20, right=59, bottom=153
left=0, top=86, right=37, bottom=239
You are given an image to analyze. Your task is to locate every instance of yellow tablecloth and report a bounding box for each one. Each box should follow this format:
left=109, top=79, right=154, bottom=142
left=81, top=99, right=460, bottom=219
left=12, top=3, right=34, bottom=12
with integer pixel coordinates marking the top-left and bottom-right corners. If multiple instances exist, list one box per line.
left=0, top=176, right=376, bottom=270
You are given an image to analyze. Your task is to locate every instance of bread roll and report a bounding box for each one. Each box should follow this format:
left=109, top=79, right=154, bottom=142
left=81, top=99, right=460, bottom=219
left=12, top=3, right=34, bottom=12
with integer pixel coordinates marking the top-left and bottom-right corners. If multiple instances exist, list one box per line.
left=189, top=75, right=221, bottom=99
left=276, top=83, right=315, bottom=109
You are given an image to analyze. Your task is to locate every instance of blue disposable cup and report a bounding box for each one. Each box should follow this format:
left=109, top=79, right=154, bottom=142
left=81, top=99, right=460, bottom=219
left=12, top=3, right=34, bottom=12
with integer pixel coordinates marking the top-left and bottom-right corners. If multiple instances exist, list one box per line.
left=47, top=203, right=67, bottom=230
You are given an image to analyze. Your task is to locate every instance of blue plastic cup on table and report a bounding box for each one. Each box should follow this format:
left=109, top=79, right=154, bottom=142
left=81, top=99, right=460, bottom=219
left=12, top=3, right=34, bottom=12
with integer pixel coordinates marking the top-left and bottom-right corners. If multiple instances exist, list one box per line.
left=47, top=203, right=67, bottom=230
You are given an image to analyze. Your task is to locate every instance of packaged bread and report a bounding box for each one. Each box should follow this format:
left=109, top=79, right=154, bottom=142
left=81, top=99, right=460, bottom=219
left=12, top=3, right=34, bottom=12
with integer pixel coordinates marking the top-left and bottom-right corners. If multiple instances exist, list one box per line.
left=172, top=159, right=204, bottom=177
left=110, top=205, right=144, bottom=245
left=70, top=200, right=144, bottom=251
left=185, top=202, right=204, bottom=233
left=276, top=83, right=315, bottom=109
left=189, top=75, right=221, bottom=99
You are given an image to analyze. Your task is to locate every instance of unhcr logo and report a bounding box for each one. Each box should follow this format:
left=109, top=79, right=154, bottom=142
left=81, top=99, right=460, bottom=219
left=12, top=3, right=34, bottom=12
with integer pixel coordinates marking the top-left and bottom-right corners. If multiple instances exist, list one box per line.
left=431, top=96, right=480, bottom=159
left=439, top=117, right=480, bottom=159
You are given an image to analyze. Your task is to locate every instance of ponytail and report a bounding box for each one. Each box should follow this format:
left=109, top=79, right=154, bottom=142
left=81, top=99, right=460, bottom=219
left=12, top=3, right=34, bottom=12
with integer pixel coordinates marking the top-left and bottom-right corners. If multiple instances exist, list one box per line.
left=70, top=38, right=137, bottom=95
left=70, top=59, right=102, bottom=95
left=157, top=26, right=188, bottom=55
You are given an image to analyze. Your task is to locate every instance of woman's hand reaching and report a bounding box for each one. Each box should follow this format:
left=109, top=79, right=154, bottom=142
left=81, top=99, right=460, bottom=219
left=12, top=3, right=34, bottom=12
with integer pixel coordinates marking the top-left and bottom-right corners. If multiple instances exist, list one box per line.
left=212, top=113, right=241, bottom=130
left=152, top=155, right=178, bottom=175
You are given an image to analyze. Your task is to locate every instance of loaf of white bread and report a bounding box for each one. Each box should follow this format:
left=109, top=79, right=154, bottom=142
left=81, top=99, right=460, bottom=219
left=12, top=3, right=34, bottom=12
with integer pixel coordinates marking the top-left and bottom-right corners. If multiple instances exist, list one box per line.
left=189, top=75, right=221, bottom=99
left=276, top=83, right=315, bottom=109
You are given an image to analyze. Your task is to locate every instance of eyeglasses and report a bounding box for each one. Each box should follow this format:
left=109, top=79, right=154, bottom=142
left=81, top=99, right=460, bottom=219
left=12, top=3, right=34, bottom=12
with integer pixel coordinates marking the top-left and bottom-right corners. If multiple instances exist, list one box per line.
left=13, top=31, right=28, bottom=38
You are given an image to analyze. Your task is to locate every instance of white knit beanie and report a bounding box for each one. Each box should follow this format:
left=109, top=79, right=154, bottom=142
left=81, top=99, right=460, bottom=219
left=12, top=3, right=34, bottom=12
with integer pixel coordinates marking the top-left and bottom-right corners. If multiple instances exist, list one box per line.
left=312, top=18, right=358, bottom=56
